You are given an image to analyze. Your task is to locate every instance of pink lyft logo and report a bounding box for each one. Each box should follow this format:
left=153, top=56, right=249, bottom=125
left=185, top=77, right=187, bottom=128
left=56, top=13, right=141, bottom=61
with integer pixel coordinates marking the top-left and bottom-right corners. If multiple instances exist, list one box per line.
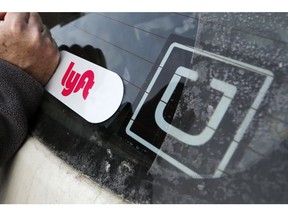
left=61, top=61, right=95, bottom=100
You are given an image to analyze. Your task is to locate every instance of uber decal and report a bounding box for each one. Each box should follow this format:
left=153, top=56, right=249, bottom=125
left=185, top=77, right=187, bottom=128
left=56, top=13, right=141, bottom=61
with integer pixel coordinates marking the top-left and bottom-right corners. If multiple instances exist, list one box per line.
left=125, top=36, right=274, bottom=179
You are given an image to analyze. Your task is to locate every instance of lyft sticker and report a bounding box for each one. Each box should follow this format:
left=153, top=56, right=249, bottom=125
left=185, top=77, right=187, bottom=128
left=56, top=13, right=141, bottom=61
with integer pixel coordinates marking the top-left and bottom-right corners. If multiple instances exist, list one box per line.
left=61, top=61, right=95, bottom=100
left=45, top=51, right=124, bottom=123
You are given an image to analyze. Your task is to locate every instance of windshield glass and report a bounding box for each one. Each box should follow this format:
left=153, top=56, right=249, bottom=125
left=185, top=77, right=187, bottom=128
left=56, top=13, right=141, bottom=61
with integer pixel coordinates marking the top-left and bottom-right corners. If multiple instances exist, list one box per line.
left=32, top=12, right=288, bottom=203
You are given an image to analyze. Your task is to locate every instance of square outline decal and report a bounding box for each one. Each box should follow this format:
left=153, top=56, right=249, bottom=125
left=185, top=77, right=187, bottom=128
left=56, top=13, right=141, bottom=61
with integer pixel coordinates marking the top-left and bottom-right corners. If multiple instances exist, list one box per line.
left=126, top=42, right=274, bottom=179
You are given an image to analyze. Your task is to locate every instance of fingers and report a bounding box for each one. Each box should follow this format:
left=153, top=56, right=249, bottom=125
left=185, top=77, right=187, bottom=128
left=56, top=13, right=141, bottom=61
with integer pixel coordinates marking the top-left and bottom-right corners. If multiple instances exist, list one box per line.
left=3, top=13, right=44, bottom=33
left=28, top=12, right=44, bottom=32
left=4, top=12, right=29, bottom=24
left=1, top=13, right=46, bottom=34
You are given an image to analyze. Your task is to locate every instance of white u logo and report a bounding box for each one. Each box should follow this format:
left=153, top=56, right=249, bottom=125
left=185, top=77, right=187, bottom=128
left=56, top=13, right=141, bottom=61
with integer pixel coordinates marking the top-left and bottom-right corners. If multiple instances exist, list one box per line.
left=155, top=66, right=237, bottom=146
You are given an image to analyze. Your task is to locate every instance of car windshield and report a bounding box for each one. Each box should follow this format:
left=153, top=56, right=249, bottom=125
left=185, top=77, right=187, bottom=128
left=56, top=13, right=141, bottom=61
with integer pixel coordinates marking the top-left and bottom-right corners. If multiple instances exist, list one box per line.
left=32, top=12, right=288, bottom=203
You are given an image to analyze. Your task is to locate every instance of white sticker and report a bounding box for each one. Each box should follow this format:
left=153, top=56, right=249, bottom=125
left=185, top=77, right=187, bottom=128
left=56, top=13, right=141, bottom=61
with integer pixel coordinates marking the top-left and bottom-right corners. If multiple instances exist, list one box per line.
left=45, top=51, right=124, bottom=123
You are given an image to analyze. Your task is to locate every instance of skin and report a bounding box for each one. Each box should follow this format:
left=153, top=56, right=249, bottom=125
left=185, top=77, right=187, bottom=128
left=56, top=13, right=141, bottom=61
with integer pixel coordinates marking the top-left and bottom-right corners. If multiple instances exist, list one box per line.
left=0, top=12, right=60, bottom=85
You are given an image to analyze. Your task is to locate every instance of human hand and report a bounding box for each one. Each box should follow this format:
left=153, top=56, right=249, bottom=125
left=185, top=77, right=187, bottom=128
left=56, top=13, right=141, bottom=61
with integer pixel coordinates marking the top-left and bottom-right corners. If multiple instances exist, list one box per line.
left=0, top=12, right=60, bottom=85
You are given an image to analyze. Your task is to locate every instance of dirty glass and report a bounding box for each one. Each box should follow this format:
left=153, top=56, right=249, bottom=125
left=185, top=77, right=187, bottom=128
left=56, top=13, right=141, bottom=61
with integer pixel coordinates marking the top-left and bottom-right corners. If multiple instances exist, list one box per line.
left=32, top=13, right=288, bottom=203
